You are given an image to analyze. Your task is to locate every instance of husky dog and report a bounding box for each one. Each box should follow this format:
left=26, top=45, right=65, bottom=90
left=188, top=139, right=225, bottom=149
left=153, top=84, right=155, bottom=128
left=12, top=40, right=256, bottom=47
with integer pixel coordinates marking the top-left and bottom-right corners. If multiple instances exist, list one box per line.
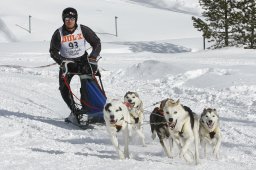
left=103, top=100, right=131, bottom=159
left=124, top=91, right=146, bottom=146
left=199, top=108, right=222, bottom=159
left=150, top=101, right=173, bottom=158
left=162, top=98, right=200, bottom=164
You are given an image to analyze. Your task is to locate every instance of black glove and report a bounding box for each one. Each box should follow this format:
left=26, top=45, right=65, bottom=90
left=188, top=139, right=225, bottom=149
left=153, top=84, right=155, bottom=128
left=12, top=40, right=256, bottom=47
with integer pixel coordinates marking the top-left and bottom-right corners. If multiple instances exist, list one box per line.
left=77, top=62, right=91, bottom=75
left=88, top=56, right=98, bottom=74
left=77, top=55, right=98, bottom=75
left=79, top=53, right=88, bottom=65
left=68, top=62, right=79, bottom=73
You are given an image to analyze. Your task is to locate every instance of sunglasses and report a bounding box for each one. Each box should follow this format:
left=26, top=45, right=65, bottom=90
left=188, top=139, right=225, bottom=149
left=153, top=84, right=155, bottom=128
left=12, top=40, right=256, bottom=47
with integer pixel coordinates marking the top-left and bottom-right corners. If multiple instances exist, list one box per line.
left=64, top=17, right=75, bottom=21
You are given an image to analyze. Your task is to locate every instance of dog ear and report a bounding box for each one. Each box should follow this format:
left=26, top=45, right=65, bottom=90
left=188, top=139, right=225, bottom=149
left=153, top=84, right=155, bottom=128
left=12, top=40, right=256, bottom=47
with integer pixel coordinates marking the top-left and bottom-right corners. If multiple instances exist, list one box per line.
left=203, top=108, right=207, bottom=113
left=176, top=99, right=180, bottom=105
left=134, top=92, right=139, bottom=97
left=160, top=98, right=168, bottom=109
left=201, top=108, right=207, bottom=117
left=124, top=92, right=128, bottom=98
left=104, top=103, right=112, bottom=112
left=124, top=91, right=131, bottom=97
left=213, top=108, right=218, bottom=115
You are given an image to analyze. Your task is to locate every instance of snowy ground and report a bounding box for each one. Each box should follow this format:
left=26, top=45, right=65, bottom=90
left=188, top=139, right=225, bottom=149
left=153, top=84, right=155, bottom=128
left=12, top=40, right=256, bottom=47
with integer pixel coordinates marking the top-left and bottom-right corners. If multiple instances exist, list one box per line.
left=0, top=0, right=256, bottom=170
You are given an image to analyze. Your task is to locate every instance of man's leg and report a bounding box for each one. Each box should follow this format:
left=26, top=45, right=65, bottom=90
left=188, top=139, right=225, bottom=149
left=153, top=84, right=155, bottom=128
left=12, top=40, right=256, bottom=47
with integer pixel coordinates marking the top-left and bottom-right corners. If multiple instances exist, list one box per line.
left=59, top=70, right=76, bottom=112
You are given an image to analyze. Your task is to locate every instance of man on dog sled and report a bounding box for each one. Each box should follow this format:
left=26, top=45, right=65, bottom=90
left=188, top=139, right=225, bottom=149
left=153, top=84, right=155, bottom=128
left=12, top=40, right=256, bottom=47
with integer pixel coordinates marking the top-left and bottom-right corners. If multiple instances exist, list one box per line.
left=49, top=7, right=106, bottom=128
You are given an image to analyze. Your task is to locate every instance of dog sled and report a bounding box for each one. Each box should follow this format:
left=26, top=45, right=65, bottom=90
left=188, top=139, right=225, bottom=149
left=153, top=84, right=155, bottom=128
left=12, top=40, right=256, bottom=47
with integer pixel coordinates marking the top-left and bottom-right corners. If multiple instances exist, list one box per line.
left=62, top=60, right=106, bottom=128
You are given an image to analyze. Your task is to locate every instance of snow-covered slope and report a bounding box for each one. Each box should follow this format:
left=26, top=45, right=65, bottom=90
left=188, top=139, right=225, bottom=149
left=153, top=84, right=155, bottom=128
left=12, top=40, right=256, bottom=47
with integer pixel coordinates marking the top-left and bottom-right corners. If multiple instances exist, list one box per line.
left=0, top=0, right=201, bottom=42
left=0, top=0, right=255, bottom=170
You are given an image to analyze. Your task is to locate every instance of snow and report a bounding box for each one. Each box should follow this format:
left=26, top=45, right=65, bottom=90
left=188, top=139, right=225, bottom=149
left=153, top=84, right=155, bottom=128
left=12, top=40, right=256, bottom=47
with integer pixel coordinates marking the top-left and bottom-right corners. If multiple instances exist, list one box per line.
left=0, top=0, right=255, bottom=170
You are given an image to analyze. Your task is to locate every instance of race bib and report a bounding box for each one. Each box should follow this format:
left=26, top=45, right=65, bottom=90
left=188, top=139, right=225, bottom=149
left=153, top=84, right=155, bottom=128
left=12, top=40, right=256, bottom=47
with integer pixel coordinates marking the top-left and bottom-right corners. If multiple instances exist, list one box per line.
left=59, top=25, right=86, bottom=58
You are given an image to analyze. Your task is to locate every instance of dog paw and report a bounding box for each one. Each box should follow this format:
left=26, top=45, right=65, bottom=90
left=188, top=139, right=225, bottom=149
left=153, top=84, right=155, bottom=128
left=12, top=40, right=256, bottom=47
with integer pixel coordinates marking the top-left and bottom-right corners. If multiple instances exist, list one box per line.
left=179, top=150, right=185, bottom=158
left=184, top=155, right=193, bottom=163
left=195, top=159, right=200, bottom=165
left=124, top=154, right=130, bottom=159
left=119, top=156, right=125, bottom=160
left=180, top=152, right=193, bottom=163
left=119, top=152, right=125, bottom=160
left=167, top=155, right=173, bottom=159
left=124, top=151, right=130, bottom=159
left=213, top=151, right=220, bottom=160
left=213, top=148, right=219, bottom=158
left=151, top=133, right=156, bottom=140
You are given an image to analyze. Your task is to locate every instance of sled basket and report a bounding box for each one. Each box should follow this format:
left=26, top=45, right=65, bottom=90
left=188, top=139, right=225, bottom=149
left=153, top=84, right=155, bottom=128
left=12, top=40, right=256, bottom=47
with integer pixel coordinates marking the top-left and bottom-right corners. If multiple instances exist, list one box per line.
left=81, top=77, right=106, bottom=123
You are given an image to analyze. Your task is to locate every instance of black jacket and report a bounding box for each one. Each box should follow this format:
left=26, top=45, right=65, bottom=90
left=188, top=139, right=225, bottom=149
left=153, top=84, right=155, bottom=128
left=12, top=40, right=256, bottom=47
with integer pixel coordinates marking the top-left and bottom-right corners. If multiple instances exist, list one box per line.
left=49, top=24, right=101, bottom=65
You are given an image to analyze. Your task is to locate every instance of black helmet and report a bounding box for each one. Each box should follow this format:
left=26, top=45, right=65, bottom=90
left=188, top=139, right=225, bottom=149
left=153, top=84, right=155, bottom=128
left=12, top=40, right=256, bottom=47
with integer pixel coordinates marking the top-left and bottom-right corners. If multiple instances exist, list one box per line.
left=62, top=7, right=78, bottom=22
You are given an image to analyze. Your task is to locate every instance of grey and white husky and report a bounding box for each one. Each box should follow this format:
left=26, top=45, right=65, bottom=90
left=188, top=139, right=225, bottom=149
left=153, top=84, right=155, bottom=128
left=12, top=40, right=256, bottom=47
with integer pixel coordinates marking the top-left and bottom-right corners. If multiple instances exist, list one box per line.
left=124, top=91, right=146, bottom=146
left=162, top=98, right=200, bottom=164
left=199, top=108, right=222, bottom=159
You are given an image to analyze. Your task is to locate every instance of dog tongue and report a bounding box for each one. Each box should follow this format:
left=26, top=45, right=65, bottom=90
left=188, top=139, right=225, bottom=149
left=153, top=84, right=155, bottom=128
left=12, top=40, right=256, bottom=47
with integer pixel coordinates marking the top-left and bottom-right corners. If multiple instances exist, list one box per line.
left=207, top=122, right=214, bottom=129
left=169, top=122, right=176, bottom=129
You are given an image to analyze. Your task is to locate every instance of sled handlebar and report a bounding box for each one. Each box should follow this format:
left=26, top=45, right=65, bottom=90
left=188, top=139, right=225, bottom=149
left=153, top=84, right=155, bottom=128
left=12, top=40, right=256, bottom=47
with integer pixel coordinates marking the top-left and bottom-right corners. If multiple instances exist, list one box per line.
left=61, top=60, right=75, bottom=77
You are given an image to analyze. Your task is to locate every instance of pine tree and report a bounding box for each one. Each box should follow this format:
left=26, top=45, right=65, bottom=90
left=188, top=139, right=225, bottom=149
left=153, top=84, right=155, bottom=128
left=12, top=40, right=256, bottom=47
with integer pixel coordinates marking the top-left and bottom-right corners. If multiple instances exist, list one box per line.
left=236, top=0, right=256, bottom=49
left=231, top=1, right=245, bottom=46
left=193, top=0, right=238, bottom=49
left=192, top=16, right=211, bottom=49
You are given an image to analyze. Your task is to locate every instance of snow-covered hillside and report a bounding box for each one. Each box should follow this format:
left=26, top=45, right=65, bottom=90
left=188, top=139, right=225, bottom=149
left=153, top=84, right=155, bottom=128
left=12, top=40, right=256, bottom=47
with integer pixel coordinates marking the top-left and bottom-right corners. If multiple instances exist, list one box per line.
left=0, top=0, right=255, bottom=170
left=0, top=0, right=201, bottom=42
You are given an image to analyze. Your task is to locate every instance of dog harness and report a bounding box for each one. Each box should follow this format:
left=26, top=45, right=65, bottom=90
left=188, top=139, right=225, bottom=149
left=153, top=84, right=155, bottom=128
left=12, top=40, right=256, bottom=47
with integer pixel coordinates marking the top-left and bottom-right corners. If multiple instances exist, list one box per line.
left=111, top=116, right=124, bottom=132
left=115, top=125, right=122, bottom=132
left=209, top=131, right=216, bottom=139
left=178, top=124, right=185, bottom=137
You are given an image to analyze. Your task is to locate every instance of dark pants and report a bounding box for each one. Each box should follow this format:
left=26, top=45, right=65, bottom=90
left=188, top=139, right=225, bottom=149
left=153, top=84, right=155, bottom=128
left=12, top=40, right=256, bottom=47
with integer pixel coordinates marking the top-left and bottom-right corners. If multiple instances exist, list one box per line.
left=59, top=69, right=89, bottom=113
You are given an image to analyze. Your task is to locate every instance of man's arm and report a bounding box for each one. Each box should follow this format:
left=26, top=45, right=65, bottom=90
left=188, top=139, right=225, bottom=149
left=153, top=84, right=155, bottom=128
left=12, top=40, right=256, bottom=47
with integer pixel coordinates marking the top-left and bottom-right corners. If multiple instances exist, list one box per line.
left=49, top=29, right=64, bottom=65
left=81, top=25, right=101, bottom=58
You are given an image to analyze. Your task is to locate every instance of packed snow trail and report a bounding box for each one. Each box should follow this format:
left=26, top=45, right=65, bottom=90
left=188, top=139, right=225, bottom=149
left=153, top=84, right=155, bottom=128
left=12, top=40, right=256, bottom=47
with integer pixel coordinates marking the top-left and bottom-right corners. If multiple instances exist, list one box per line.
left=1, top=42, right=255, bottom=169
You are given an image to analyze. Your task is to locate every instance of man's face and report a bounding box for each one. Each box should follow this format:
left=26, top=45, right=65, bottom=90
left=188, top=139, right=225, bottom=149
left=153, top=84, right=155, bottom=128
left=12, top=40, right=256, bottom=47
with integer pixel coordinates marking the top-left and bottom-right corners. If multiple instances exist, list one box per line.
left=64, top=17, right=76, bottom=29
